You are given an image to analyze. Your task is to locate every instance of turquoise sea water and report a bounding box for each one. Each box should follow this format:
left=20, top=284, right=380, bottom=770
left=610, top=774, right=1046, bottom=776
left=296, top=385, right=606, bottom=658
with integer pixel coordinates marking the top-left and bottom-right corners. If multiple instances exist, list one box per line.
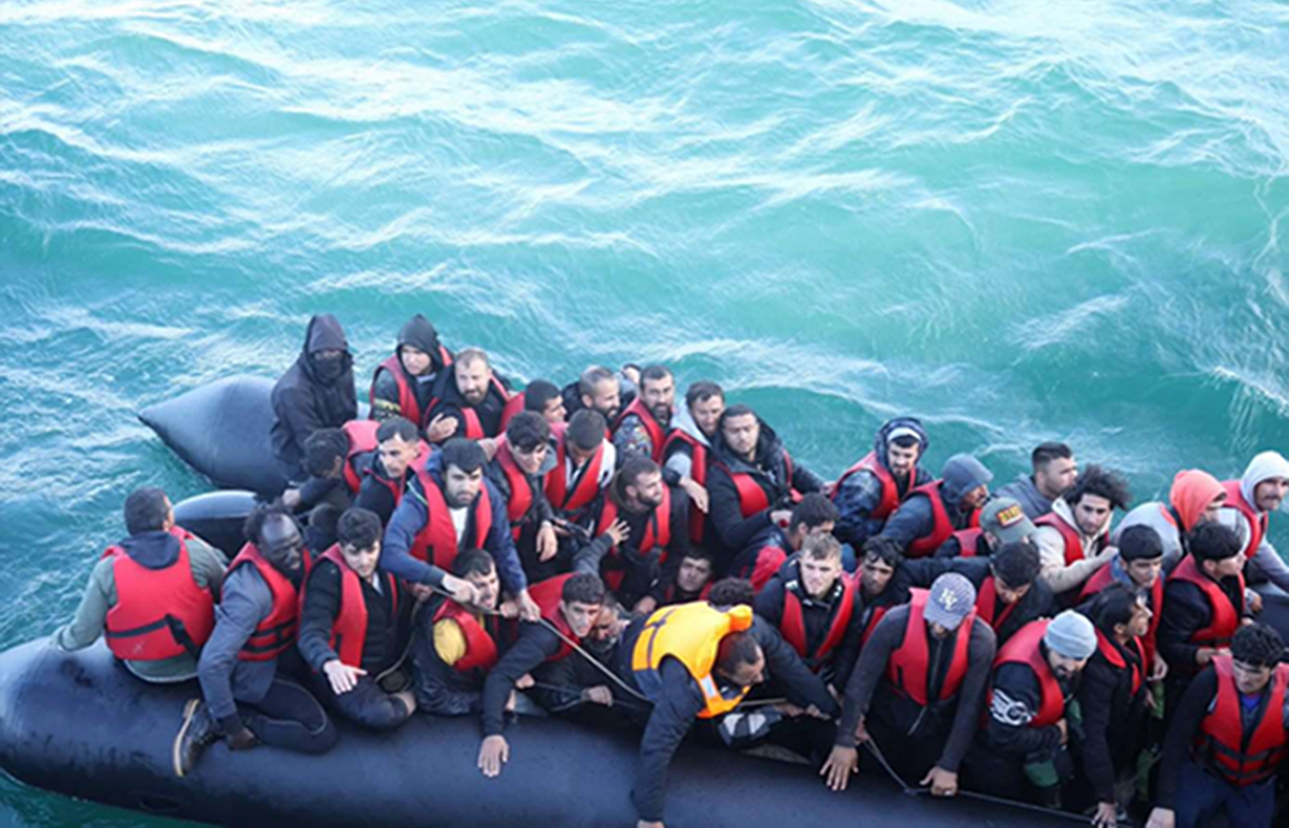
left=2, top=0, right=1288, bottom=824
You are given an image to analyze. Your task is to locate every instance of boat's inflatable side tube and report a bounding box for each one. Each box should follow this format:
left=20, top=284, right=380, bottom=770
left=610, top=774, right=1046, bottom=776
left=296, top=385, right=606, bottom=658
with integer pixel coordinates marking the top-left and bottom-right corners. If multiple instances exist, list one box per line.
left=139, top=377, right=289, bottom=497
left=0, top=641, right=1073, bottom=828
left=172, top=491, right=261, bottom=558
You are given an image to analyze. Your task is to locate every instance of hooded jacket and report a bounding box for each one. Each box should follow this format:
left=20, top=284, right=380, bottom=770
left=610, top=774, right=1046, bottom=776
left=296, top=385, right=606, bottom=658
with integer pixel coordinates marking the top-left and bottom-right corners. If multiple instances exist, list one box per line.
left=1034, top=497, right=1114, bottom=594
left=1224, top=452, right=1289, bottom=593
left=1112, top=470, right=1224, bottom=567
left=879, top=454, right=992, bottom=554
left=661, top=399, right=713, bottom=484
left=369, top=314, right=447, bottom=424
left=270, top=314, right=358, bottom=480
left=833, top=417, right=931, bottom=547
left=994, top=474, right=1052, bottom=520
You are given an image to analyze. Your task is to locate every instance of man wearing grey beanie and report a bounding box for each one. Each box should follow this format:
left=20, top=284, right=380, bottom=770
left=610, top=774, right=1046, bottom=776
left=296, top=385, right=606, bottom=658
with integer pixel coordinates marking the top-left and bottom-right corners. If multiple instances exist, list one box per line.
left=965, top=610, right=1095, bottom=806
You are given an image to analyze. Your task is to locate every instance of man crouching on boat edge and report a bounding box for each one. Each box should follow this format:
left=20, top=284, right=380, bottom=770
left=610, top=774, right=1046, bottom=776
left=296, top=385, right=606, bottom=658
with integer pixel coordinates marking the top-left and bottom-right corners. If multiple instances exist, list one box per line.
left=621, top=582, right=839, bottom=828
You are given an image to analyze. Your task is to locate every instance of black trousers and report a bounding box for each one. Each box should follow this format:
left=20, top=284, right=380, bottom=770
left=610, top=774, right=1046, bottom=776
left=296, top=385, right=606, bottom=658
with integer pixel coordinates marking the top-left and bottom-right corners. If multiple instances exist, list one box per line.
left=313, top=673, right=412, bottom=732
left=237, top=677, right=338, bottom=754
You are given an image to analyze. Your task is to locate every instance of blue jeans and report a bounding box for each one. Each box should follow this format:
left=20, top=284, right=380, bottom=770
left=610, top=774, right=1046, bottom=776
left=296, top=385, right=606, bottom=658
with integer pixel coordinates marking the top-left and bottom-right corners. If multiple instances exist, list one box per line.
left=1174, top=758, right=1274, bottom=828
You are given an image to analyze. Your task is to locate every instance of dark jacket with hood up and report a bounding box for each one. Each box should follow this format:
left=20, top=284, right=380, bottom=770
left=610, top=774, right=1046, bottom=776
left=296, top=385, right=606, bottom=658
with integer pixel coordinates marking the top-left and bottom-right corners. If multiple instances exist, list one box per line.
left=833, top=417, right=932, bottom=548
left=370, top=314, right=448, bottom=425
left=270, top=314, right=358, bottom=481
left=879, top=455, right=992, bottom=554
left=706, top=418, right=823, bottom=559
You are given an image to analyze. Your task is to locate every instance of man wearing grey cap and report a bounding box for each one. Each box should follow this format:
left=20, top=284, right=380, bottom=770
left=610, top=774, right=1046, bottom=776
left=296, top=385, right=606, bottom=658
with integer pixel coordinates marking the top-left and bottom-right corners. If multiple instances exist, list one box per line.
left=879, top=454, right=993, bottom=559
left=966, top=610, right=1097, bottom=806
left=822, top=573, right=996, bottom=797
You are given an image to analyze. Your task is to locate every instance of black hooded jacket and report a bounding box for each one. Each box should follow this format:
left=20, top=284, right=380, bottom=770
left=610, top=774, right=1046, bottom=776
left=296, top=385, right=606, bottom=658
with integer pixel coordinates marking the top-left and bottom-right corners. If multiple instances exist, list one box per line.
left=706, top=418, right=823, bottom=557
left=270, top=314, right=357, bottom=480
left=370, top=314, right=447, bottom=424
left=833, top=416, right=931, bottom=547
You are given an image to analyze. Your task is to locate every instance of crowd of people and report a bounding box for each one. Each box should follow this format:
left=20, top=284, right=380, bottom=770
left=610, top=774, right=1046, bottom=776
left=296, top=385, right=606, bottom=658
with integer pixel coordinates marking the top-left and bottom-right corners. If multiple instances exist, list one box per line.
left=54, top=311, right=1289, bottom=828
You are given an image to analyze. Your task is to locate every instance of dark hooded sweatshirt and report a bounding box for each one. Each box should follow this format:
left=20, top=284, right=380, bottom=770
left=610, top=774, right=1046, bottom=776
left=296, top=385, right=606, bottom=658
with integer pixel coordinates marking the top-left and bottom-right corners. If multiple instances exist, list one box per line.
left=833, top=417, right=932, bottom=548
left=878, top=455, right=992, bottom=554
left=370, top=314, right=447, bottom=425
left=706, top=418, right=823, bottom=564
left=425, top=368, right=511, bottom=443
left=270, top=314, right=358, bottom=481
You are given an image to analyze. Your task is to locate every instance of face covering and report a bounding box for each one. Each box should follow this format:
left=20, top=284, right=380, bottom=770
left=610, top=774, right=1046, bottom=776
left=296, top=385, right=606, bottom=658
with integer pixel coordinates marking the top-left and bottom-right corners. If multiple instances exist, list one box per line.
left=312, top=353, right=345, bottom=384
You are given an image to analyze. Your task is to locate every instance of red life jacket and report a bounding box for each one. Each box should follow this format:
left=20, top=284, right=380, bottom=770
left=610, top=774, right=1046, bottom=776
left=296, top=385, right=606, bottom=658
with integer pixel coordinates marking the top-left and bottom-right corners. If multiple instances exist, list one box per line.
left=861, top=604, right=891, bottom=645
left=432, top=599, right=500, bottom=673
left=527, top=574, right=580, bottom=662
left=1080, top=564, right=1164, bottom=667
left=780, top=575, right=856, bottom=672
left=719, top=451, right=798, bottom=519
left=369, top=346, right=453, bottom=427
left=102, top=527, right=215, bottom=661
left=309, top=546, right=400, bottom=669
left=886, top=589, right=975, bottom=705
left=833, top=451, right=903, bottom=520
left=1093, top=627, right=1145, bottom=698
left=613, top=397, right=668, bottom=463
left=1195, top=656, right=1289, bottom=787
left=361, top=441, right=435, bottom=511
left=545, top=426, right=608, bottom=515
left=991, top=620, right=1064, bottom=728
left=741, top=541, right=788, bottom=594
left=661, top=429, right=709, bottom=544
left=952, top=528, right=983, bottom=558
left=593, top=487, right=672, bottom=592
left=408, top=477, right=495, bottom=574
left=342, top=420, right=381, bottom=494
left=1167, top=555, right=1245, bottom=647
left=1035, top=510, right=1105, bottom=565
left=226, top=543, right=300, bottom=662
left=498, top=391, right=526, bottom=433
left=974, top=575, right=1017, bottom=633
left=1222, top=479, right=1267, bottom=559
left=494, top=437, right=537, bottom=538
left=451, top=375, right=514, bottom=440
left=905, top=481, right=980, bottom=558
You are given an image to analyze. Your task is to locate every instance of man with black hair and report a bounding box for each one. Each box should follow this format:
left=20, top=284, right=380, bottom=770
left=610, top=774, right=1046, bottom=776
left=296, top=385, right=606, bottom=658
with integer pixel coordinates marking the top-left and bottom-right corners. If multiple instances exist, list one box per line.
left=755, top=533, right=862, bottom=694
left=707, top=404, right=824, bottom=566
left=1080, top=524, right=1168, bottom=679
left=411, top=549, right=506, bottom=716
left=731, top=493, right=837, bottom=592
left=282, top=428, right=353, bottom=516
left=270, top=314, right=357, bottom=481
left=707, top=576, right=756, bottom=608
left=853, top=536, right=967, bottom=643
left=1159, top=522, right=1251, bottom=706
left=622, top=593, right=838, bottom=827
left=1034, top=464, right=1131, bottom=595
left=369, top=313, right=451, bottom=426
left=489, top=411, right=560, bottom=579
left=573, top=454, right=689, bottom=610
left=520, top=379, right=567, bottom=425
left=477, top=573, right=609, bottom=778
left=56, top=487, right=227, bottom=683
left=425, top=348, right=513, bottom=443
left=833, top=417, right=932, bottom=549
left=614, top=365, right=675, bottom=462
left=382, top=437, right=537, bottom=620
left=353, top=417, right=431, bottom=527
left=879, top=454, right=992, bottom=558
left=545, top=409, right=616, bottom=522
left=997, top=442, right=1078, bottom=520
left=661, top=381, right=725, bottom=545
left=298, top=508, right=417, bottom=731
left=650, top=547, right=716, bottom=607
left=956, top=541, right=1054, bottom=647
left=823, top=573, right=996, bottom=797
left=1146, top=623, right=1289, bottom=828
left=1078, top=584, right=1153, bottom=828
left=176, top=505, right=337, bottom=777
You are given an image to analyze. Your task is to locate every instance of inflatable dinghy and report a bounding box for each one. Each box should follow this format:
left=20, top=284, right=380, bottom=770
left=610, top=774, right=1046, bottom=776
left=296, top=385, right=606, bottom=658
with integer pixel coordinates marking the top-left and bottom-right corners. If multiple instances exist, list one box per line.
left=172, top=490, right=262, bottom=557
left=0, top=640, right=1076, bottom=828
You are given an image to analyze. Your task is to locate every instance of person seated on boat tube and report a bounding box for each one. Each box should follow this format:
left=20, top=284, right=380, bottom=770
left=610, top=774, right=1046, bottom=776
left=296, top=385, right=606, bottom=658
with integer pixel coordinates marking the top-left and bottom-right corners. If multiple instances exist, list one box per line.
left=729, top=492, right=837, bottom=594
left=1145, top=622, right=1288, bottom=828
left=53, top=486, right=227, bottom=685
left=620, top=587, right=838, bottom=828
left=1032, top=464, right=1131, bottom=596
left=369, top=313, right=452, bottom=428
left=177, top=505, right=338, bottom=778
left=933, top=494, right=1038, bottom=560
left=996, top=441, right=1079, bottom=521
left=1075, top=584, right=1154, bottom=828
left=1220, top=450, right=1289, bottom=589
left=613, top=364, right=675, bottom=463
left=571, top=454, right=691, bottom=613
left=545, top=408, right=616, bottom=525
left=476, top=572, right=608, bottom=779
left=831, top=416, right=932, bottom=551
left=649, top=547, right=716, bottom=607
left=281, top=428, right=353, bottom=516
left=381, top=437, right=540, bottom=622
left=660, top=380, right=725, bottom=548
left=822, top=573, right=996, bottom=798
left=964, top=610, right=1096, bottom=808
left=424, top=348, right=514, bottom=444
left=878, top=454, right=992, bottom=559
left=1078, top=524, right=1167, bottom=683
left=951, top=540, right=1054, bottom=648
left=270, top=313, right=358, bottom=483
left=529, top=597, right=633, bottom=725
left=353, top=416, right=432, bottom=528
left=754, top=533, right=862, bottom=698
left=562, top=365, right=624, bottom=424
left=706, top=404, right=825, bottom=572
left=298, top=508, right=418, bottom=731
left=518, top=378, right=567, bottom=425
left=487, top=412, right=561, bottom=581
